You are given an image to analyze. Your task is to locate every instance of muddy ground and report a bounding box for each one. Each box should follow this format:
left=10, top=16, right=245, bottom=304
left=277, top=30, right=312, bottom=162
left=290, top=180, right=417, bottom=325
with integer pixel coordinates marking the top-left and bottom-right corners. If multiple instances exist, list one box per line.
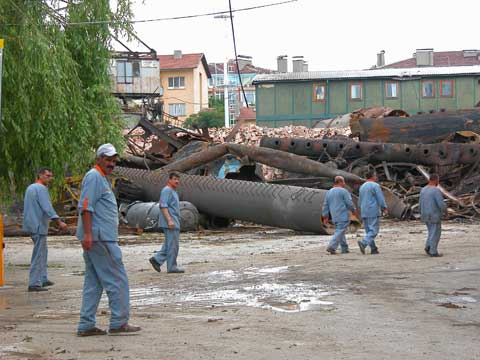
left=0, top=220, right=479, bottom=360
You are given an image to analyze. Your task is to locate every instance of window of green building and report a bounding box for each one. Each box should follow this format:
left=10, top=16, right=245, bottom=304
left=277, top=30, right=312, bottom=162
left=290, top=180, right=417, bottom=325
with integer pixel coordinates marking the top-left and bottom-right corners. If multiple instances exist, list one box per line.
left=440, top=80, right=454, bottom=97
left=385, top=81, right=398, bottom=98
left=349, top=82, right=362, bottom=100
left=313, top=83, right=326, bottom=102
left=422, top=80, right=435, bottom=98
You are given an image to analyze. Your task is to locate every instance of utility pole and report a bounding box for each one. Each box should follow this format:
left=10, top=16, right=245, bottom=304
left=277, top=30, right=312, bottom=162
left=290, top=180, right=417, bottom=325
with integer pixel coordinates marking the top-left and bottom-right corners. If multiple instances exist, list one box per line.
left=0, top=39, right=4, bottom=287
left=214, top=14, right=231, bottom=128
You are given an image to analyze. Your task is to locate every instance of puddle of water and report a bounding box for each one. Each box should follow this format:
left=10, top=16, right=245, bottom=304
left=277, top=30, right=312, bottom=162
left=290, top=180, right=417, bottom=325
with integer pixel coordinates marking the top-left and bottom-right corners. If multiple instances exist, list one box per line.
left=435, top=296, right=477, bottom=304
left=130, top=281, right=338, bottom=313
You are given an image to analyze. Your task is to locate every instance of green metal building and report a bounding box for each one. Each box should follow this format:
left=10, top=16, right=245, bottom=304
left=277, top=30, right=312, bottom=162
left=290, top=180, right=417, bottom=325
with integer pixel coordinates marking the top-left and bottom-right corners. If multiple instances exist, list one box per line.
left=253, top=65, right=480, bottom=127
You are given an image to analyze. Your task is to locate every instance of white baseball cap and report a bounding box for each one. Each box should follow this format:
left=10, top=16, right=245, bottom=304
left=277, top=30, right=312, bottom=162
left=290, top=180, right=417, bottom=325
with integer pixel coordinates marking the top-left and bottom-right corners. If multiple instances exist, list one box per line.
left=96, top=143, right=118, bottom=157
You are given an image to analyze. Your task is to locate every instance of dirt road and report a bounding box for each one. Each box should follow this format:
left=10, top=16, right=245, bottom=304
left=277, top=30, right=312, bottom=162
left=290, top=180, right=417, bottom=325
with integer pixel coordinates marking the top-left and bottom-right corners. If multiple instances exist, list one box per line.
left=0, top=220, right=479, bottom=359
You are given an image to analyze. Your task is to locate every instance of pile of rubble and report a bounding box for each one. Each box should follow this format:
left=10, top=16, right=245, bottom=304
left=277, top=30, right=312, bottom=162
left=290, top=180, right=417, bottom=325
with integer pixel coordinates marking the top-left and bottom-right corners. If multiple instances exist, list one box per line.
left=209, top=124, right=351, bottom=146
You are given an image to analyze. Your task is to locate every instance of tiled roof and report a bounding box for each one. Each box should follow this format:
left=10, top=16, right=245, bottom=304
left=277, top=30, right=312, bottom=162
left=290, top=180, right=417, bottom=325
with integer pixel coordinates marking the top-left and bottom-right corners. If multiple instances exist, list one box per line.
left=384, top=51, right=480, bottom=68
left=253, top=65, right=480, bottom=83
left=158, top=53, right=211, bottom=77
left=209, top=61, right=275, bottom=75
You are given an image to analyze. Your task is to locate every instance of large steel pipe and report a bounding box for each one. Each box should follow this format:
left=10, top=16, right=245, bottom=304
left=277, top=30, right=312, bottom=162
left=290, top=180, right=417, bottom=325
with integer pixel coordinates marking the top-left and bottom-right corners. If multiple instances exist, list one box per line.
left=260, top=136, right=480, bottom=166
left=350, top=110, right=480, bottom=144
left=114, top=167, right=333, bottom=234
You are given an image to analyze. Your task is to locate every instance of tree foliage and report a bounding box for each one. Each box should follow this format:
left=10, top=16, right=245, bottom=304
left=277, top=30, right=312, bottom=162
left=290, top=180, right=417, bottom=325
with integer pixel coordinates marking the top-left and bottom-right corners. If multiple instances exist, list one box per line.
left=0, top=0, right=134, bottom=199
left=183, top=98, right=225, bottom=129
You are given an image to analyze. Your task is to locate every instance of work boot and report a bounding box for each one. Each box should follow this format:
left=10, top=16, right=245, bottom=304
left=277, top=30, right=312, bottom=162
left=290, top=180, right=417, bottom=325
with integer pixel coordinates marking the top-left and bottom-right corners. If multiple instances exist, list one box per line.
left=149, top=257, right=161, bottom=273
left=167, top=268, right=185, bottom=274
left=77, top=327, right=107, bottom=337
left=42, top=280, right=54, bottom=287
left=341, top=248, right=350, bottom=254
left=371, top=247, right=380, bottom=255
left=326, top=247, right=336, bottom=255
left=424, top=246, right=430, bottom=255
left=357, top=241, right=366, bottom=255
left=28, top=286, right=48, bottom=292
left=109, top=324, right=141, bottom=335
left=430, top=253, right=443, bottom=257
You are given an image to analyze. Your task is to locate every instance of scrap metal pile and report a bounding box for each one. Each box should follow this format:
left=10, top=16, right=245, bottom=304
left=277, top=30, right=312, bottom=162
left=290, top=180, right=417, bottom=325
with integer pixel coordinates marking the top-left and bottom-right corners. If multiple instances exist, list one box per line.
left=260, top=108, right=480, bottom=220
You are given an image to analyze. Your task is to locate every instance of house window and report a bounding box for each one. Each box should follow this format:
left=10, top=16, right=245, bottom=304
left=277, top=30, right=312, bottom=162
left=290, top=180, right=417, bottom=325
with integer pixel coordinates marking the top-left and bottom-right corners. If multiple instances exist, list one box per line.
left=168, top=76, right=185, bottom=89
left=132, top=62, right=141, bottom=77
left=216, top=77, right=224, bottom=86
left=117, top=61, right=133, bottom=83
left=440, top=80, right=454, bottom=97
left=422, top=80, right=435, bottom=98
left=313, top=83, right=326, bottom=102
left=168, top=103, right=186, bottom=116
left=350, top=83, right=362, bottom=100
left=385, top=81, right=398, bottom=98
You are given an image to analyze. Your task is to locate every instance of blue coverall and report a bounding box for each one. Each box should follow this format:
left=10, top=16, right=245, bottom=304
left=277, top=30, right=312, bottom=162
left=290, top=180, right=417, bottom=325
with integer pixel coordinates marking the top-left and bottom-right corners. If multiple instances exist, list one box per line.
left=358, top=181, right=387, bottom=250
left=322, top=186, right=356, bottom=252
left=23, top=182, right=60, bottom=287
left=419, top=185, right=447, bottom=255
left=154, top=186, right=181, bottom=272
left=76, top=166, right=130, bottom=332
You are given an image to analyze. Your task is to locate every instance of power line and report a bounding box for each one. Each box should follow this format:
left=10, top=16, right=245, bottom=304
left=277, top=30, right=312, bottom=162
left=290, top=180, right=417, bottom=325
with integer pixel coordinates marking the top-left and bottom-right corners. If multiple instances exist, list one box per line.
left=227, top=0, right=250, bottom=109
left=65, top=0, right=298, bottom=26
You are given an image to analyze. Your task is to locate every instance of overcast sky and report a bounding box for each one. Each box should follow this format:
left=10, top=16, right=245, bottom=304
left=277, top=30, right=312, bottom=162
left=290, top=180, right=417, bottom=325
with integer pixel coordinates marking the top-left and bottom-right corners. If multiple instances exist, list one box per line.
left=122, top=0, right=478, bottom=71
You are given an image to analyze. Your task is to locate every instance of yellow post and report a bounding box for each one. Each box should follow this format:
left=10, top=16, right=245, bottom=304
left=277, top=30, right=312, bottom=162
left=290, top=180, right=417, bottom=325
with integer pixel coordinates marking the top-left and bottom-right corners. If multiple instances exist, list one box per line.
left=0, top=213, right=4, bottom=287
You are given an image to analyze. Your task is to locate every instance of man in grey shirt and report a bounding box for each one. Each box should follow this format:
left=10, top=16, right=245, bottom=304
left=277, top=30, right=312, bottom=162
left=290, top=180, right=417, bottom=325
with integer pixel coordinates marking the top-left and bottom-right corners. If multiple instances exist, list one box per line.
left=149, top=172, right=184, bottom=273
left=23, top=167, right=67, bottom=292
left=322, top=176, right=356, bottom=255
left=419, top=173, right=447, bottom=257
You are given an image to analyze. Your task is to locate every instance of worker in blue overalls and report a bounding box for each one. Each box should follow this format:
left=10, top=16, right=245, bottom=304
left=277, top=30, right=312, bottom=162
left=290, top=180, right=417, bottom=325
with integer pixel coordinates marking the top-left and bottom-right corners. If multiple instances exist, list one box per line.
left=322, top=176, right=356, bottom=255
left=23, top=167, right=68, bottom=292
left=419, top=173, right=447, bottom=257
left=358, top=169, right=388, bottom=255
left=149, top=171, right=184, bottom=273
left=76, top=144, right=141, bottom=336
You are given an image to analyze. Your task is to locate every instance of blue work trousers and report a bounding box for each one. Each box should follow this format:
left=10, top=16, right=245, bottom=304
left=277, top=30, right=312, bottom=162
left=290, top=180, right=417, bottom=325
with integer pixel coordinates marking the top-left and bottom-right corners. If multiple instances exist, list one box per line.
left=426, top=222, right=442, bottom=255
left=154, top=228, right=180, bottom=272
left=328, top=221, right=350, bottom=252
left=78, top=241, right=130, bottom=332
left=29, top=234, right=48, bottom=287
left=360, top=216, right=380, bottom=249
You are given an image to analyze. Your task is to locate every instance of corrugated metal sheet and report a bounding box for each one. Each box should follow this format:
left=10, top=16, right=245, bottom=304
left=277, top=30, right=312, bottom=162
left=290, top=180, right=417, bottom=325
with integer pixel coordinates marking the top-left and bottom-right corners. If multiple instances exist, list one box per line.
left=253, top=65, right=480, bottom=83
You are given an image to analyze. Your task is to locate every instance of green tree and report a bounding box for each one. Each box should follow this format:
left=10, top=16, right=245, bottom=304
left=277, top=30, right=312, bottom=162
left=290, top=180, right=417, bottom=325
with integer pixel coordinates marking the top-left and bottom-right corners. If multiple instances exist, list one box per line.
left=0, top=0, right=133, bottom=199
left=184, top=98, right=225, bottom=129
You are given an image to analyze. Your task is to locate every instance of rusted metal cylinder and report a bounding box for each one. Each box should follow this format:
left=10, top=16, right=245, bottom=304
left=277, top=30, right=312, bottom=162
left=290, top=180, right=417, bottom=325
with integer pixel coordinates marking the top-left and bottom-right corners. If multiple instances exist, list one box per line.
left=350, top=110, right=480, bottom=144
left=260, top=136, right=480, bottom=166
left=114, top=167, right=333, bottom=234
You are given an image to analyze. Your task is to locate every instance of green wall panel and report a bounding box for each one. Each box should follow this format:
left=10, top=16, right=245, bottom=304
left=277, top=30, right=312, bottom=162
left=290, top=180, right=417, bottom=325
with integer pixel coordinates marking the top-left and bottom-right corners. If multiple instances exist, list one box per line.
left=329, top=81, right=348, bottom=114
left=293, top=84, right=311, bottom=116
left=276, top=84, right=294, bottom=116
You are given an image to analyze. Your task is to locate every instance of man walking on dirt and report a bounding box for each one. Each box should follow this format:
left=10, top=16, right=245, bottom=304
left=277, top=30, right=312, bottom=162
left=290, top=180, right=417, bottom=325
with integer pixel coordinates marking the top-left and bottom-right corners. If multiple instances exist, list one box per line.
left=76, top=143, right=140, bottom=336
left=322, top=176, right=356, bottom=255
left=149, top=172, right=184, bottom=273
left=23, top=167, right=68, bottom=292
left=357, top=170, right=387, bottom=255
left=419, top=173, right=446, bottom=257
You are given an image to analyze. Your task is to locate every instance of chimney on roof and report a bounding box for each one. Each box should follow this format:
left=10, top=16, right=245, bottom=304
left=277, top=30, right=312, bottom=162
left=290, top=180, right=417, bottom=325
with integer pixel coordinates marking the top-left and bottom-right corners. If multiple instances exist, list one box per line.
left=292, top=56, right=304, bottom=72
left=415, top=48, right=434, bottom=66
left=277, top=55, right=288, bottom=73
left=376, top=50, right=385, bottom=67
left=302, top=61, right=308, bottom=72
left=173, top=50, right=182, bottom=59
left=237, top=55, right=252, bottom=70
left=463, top=49, right=480, bottom=58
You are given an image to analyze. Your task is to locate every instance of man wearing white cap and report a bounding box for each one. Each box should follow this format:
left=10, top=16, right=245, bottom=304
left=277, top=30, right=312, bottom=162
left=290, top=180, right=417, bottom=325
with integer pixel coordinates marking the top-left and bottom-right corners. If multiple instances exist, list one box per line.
left=76, top=143, right=141, bottom=336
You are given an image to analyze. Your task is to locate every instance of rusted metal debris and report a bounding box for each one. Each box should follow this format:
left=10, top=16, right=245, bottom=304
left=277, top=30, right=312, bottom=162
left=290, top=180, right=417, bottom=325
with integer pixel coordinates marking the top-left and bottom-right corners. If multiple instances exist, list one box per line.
left=259, top=137, right=480, bottom=167
left=114, top=167, right=336, bottom=234
left=259, top=134, right=480, bottom=220
left=350, top=110, right=480, bottom=144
